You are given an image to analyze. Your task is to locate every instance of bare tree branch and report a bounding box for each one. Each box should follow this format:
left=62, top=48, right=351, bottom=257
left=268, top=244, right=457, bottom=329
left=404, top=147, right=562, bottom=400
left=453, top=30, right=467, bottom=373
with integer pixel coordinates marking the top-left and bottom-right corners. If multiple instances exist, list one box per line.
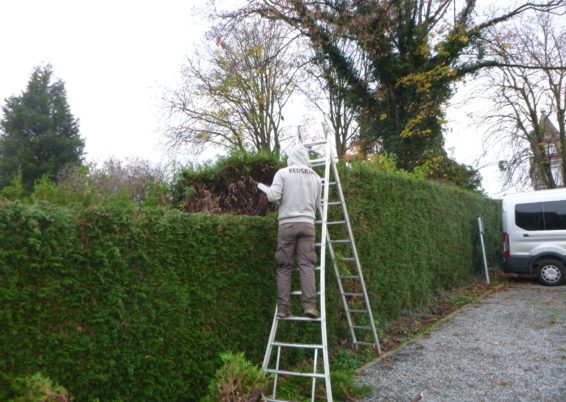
left=481, top=11, right=566, bottom=189
left=163, top=16, right=303, bottom=155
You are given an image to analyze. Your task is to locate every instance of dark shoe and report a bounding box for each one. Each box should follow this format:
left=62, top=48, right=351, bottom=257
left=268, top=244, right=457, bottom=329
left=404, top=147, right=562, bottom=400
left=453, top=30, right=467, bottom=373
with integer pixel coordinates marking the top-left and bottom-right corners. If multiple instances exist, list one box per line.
left=277, top=306, right=292, bottom=318
left=304, top=308, right=319, bottom=319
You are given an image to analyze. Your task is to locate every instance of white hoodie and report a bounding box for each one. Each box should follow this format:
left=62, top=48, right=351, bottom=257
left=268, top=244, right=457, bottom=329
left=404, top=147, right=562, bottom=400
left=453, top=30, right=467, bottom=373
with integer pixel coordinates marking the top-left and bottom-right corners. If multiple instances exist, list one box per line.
left=264, top=145, right=322, bottom=225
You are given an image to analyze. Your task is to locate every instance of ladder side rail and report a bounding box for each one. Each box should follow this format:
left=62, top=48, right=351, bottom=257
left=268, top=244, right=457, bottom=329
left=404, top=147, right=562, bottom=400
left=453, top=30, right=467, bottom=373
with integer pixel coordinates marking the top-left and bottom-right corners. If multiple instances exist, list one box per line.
left=311, top=348, right=319, bottom=402
left=273, top=346, right=281, bottom=398
left=263, top=313, right=280, bottom=399
left=318, top=140, right=333, bottom=402
left=331, top=160, right=381, bottom=354
left=263, top=310, right=281, bottom=369
left=318, top=204, right=359, bottom=347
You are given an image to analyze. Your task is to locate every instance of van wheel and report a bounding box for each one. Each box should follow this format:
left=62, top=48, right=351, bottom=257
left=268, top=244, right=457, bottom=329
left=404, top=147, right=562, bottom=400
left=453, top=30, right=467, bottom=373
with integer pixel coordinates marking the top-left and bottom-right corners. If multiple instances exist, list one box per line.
left=536, top=259, right=566, bottom=286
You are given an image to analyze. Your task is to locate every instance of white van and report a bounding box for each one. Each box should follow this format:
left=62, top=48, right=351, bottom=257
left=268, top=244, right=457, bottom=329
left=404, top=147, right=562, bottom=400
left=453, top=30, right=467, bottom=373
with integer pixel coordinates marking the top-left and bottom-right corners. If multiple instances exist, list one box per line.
left=502, top=188, right=566, bottom=286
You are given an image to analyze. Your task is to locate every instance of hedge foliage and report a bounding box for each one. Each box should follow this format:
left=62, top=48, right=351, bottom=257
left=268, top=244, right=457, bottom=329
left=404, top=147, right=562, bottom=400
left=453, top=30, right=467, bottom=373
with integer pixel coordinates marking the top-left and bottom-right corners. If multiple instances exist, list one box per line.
left=339, top=163, right=500, bottom=320
left=0, top=202, right=278, bottom=401
left=0, top=162, right=501, bottom=401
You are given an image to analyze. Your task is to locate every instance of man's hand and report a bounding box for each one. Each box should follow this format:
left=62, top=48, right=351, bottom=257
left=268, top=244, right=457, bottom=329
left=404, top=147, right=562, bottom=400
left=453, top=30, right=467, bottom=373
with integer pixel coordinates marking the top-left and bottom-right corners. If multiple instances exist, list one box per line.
left=258, top=183, right=269, bottom=194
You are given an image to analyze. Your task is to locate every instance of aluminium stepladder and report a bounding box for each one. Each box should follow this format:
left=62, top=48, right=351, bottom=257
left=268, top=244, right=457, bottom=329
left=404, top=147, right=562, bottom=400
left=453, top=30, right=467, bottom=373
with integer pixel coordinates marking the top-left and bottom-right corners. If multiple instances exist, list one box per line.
left=262, top=136, right=381, bottom=402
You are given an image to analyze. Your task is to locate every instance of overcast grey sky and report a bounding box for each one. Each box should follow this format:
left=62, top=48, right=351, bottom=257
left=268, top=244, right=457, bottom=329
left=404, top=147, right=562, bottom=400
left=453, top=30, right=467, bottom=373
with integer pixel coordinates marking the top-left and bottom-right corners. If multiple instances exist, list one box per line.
left=0, top=0, right=512, bottom=196
left=0, top=0, right=210, bottom=164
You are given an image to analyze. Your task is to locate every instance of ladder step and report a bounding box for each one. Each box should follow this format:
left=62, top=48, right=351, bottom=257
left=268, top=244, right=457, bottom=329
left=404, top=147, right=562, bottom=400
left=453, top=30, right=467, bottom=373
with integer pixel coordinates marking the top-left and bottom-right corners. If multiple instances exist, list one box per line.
left=355, top=341, right=377, bottom=346
left=340, top=275, right=360, bottom=280
left=310, top=159, right=327, bottom=167
left=316, top=241, right=349, bottom=246
left=344, top=292, right=364, bottom=297
left=278, top=316, right=322, bottom=322
left=266, top=399, right=294, bottom=402
left=294, top=267, right=321, bottom=272
left=340, top=257, right=355, bottom=261
left=352, top=325, right=372, bottom=330
left=321, top=201, right=341, bottom=206
left=265, top=368, right=325, bottom=379
left=302, top=140, right=327, bottom=147
left=290, top=291, right=321, bottom=296
left=271, top=341, right=323, bottom=349
left=321, top=180, right=336, bottom=186
left=315, top=220, right=346, bottom=225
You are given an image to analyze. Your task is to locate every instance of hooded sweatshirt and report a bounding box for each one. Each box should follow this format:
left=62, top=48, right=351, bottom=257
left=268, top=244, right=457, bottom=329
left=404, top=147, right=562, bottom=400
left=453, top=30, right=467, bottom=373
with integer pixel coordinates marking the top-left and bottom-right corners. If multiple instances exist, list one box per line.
left=264, top=145, right=322, bottom=225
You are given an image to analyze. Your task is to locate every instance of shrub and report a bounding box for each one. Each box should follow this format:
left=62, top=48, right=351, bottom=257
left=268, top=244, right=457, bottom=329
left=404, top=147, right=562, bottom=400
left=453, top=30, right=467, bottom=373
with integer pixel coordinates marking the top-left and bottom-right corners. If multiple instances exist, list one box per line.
left=0, top=173, right=26, bottom=200
left=0, top=372, right=70, bottom=402
left=27, top=159, right=172, bottom=207
left=201, top=352, right=269, bottom=402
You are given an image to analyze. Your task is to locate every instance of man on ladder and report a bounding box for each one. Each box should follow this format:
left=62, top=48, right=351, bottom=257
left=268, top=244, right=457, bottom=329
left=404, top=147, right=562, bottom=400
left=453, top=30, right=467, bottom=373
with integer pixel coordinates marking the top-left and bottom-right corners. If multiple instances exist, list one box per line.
left=257, top=138, right=379, bottom=401
left=258, top=144, right=322, bottom=319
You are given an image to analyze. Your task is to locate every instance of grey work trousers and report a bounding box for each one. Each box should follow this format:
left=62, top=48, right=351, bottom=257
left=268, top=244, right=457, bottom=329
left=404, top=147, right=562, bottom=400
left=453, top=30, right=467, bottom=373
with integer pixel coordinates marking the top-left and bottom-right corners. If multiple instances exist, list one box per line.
left=275, top=222, right=317, bottom=310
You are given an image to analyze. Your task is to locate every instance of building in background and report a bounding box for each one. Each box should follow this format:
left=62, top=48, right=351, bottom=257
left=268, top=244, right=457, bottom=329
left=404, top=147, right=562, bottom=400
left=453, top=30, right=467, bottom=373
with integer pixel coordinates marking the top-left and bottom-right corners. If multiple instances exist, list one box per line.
left=530, top=112, right=564, bottom=190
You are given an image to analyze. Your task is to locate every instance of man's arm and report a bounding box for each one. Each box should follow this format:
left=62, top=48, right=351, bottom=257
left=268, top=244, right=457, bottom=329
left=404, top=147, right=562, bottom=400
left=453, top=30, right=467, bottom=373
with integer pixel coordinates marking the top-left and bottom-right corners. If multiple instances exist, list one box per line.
left=258, top=171, right=284, bottom=203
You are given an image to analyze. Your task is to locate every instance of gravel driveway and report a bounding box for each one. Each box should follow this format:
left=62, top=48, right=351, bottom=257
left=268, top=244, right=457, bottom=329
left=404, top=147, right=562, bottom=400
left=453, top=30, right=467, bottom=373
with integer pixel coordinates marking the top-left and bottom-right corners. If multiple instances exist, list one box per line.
left=358, top=283, right=566, bottom=402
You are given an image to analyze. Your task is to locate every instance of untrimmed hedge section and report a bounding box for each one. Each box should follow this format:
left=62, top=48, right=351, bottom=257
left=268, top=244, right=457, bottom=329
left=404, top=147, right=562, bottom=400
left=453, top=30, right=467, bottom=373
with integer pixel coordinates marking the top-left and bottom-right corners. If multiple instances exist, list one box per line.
left=340, top=164, right=500, bottom=320
left=0, top=164, right=500, bottom=401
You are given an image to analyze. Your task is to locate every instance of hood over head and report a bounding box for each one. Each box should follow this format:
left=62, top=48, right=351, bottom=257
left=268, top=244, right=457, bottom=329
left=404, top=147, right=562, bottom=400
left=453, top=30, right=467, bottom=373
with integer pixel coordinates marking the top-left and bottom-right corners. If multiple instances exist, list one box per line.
left=287, top=145, right=311, bottom=167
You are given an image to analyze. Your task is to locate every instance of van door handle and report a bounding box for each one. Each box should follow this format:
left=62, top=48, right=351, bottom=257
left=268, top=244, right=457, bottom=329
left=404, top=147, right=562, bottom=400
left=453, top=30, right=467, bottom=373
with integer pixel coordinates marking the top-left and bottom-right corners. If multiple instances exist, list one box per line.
left=523, top=234, right=530, bottom=237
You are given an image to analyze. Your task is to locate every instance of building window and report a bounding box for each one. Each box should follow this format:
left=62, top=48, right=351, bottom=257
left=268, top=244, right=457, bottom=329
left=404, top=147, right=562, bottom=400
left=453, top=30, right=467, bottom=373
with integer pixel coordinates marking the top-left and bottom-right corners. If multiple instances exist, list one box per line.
left=547, top=143, right=558, bottom=156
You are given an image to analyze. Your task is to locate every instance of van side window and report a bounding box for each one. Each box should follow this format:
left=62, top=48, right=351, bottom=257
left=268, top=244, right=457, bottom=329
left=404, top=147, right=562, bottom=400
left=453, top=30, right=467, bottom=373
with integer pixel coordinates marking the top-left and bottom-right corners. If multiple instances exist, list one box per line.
left=543, top=200, right=566, bottom=229
left=515, top=200, right=566, bottom=230
left=516, top=202, right=544, bottom=230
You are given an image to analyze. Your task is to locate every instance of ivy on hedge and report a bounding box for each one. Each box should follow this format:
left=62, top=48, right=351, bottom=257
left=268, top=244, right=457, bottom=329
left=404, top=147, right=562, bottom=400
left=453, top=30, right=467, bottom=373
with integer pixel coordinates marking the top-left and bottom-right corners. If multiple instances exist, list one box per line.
left=0, top=162, right=500, bottom=401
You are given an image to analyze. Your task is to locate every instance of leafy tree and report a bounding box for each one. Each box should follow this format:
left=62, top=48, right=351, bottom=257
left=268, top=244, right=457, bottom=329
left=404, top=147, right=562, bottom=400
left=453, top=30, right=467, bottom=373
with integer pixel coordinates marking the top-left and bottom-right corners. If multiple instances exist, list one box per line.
left=324, top=70, right=360, bottom=157
left=229, top=0, right=563, bottom=171
left=482, top=12, right=566, bottom=190
left=414, top=152, right=483, bottom=192
left=0, top=65, right=84, bottom=192
left=300, top=41, right=367, bottom=158
left=164, top=17, right=303, bottom=155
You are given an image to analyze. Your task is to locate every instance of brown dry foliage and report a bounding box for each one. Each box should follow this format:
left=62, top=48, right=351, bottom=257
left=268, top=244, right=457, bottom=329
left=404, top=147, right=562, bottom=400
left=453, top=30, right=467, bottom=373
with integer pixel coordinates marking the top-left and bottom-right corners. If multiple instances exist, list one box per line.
left=179, top=163, right=279, bottom=216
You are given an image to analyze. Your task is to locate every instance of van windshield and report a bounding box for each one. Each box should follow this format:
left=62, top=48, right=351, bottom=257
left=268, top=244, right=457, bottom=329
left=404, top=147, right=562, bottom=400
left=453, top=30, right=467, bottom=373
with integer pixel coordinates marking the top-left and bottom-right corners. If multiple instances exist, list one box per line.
left=516, top=200, right=566, bottom=230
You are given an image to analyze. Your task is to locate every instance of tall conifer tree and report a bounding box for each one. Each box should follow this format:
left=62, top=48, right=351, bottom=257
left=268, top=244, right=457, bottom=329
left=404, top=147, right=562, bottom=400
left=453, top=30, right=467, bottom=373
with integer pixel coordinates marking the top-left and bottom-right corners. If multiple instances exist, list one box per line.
left=0, top=65, right=84, bottom=191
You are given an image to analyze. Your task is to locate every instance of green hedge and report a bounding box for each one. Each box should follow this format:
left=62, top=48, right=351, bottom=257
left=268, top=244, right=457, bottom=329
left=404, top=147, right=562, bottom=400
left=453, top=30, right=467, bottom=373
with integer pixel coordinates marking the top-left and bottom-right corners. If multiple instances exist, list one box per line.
left=0, top=164, right=501, bottom=401
left=0, top=202, right=278, bottom=401
left=340, top=163, right=500, bottom=320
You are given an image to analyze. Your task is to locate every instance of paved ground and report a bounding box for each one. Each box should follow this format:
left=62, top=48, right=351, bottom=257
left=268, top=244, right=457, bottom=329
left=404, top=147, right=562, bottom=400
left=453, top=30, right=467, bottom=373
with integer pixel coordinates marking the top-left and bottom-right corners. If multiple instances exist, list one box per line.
left=358, top=283, right=566, bottom=402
